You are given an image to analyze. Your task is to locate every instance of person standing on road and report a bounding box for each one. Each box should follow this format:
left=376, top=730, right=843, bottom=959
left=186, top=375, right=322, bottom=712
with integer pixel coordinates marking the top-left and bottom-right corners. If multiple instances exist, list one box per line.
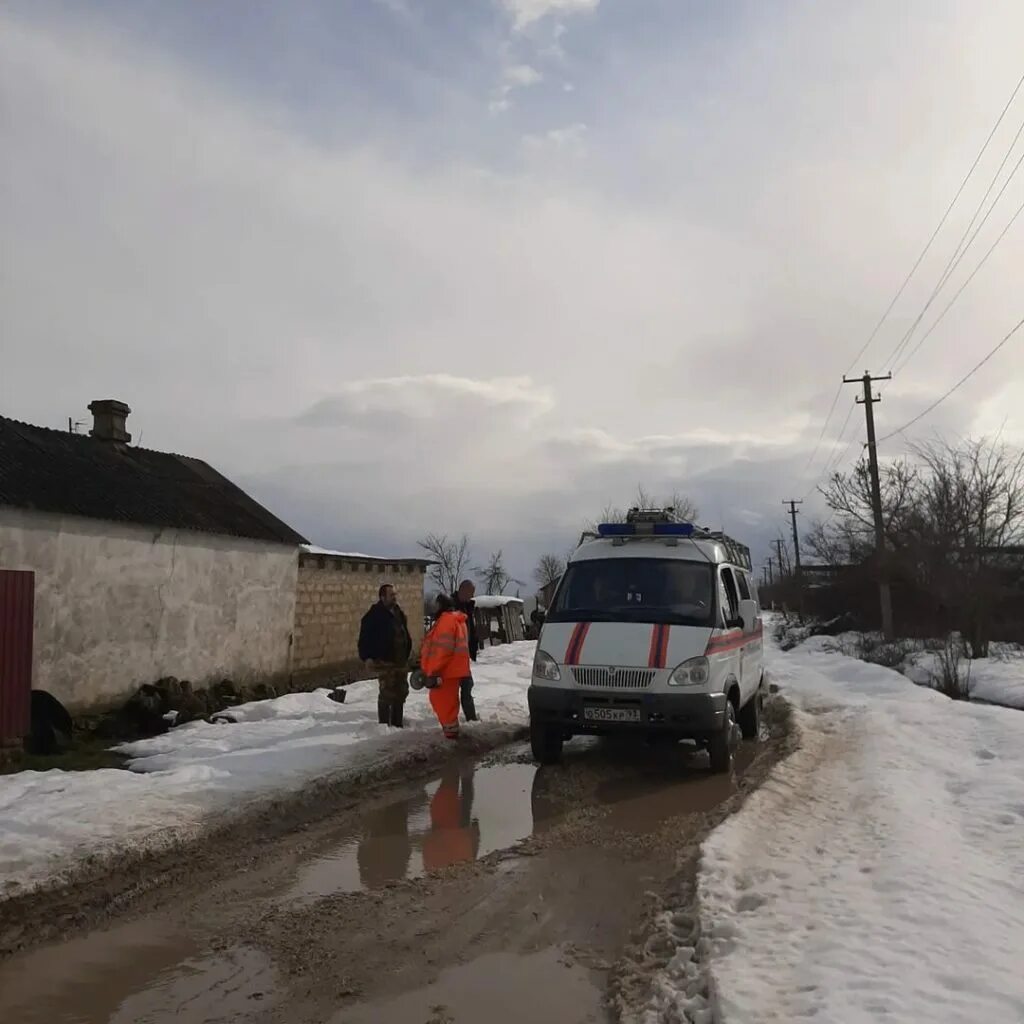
left=452, top=579, right=480, bottom=722
left=358, top=584, right=413, bottom=729
left=420, top=594, right=472, bottom=739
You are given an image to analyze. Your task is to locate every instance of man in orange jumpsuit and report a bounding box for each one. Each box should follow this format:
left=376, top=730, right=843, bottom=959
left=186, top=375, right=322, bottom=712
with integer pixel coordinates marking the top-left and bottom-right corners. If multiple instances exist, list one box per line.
left=420, top=595, right=471, bottom=739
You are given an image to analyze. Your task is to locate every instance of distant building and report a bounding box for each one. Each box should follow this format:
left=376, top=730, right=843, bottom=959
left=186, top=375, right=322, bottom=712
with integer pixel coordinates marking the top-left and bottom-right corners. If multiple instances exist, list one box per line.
left=292, top=545, right=431, bottom=687
left=472, top=595, right=526, bottom=645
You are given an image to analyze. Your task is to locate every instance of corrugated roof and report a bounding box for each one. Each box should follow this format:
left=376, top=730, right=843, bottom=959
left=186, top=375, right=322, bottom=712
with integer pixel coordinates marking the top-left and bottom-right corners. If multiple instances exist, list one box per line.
left=0, top=416, right=308, bottom=546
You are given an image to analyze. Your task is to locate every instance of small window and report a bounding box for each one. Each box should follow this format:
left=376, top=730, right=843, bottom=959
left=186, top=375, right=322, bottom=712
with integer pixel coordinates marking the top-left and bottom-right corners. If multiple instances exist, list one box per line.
left=736, top=571, right=751, bottom=601
left=719, top=568, right=740, bottom=626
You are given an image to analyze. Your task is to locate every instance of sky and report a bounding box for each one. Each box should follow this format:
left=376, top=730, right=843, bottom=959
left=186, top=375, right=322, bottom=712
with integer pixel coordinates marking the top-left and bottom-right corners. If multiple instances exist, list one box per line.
left=3, top=0, right=1024, bottom=587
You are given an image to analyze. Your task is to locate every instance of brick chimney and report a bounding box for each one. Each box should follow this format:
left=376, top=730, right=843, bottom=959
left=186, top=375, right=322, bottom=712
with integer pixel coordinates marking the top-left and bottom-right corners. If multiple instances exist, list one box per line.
left=88, top=400, right=132, bottom=443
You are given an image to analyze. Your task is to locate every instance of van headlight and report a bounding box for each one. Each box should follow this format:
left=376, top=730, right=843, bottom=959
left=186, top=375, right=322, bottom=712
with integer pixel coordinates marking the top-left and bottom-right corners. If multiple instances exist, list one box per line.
left=668, top=656, right=710, bottom=687
left=533, top=649, right=561, bottom=682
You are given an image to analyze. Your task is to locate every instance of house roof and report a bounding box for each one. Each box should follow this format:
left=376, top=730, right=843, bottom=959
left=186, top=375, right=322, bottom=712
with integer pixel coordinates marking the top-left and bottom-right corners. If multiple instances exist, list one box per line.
left=0, top=416, right=308, bottom=546
left=300, top=544, right=433, bottom=565
left=473, top=595, right=524, bottom=609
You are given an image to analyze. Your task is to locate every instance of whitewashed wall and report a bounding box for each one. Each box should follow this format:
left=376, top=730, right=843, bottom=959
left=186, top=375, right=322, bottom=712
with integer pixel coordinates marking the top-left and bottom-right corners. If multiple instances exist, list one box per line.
left=0, top=507, right=299, bottom=712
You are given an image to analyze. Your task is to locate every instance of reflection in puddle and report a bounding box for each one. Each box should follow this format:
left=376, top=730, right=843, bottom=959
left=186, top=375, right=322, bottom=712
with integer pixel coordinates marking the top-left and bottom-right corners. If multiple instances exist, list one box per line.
left=289, top=762, right=544, bottom=901
left=334, top=947, right=605, bottom=1024
left=0, top=918, right=275, bottom=1024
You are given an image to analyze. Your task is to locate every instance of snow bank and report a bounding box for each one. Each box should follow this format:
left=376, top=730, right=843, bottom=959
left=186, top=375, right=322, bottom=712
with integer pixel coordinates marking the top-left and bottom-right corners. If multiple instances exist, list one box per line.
left=778, top=621, right=1024, bottom=712
left=0, top=643, right=535, bottom=900
left=695, top=626, right=1024, bottom=1023
left=899, top=644, right=1024, bottom=710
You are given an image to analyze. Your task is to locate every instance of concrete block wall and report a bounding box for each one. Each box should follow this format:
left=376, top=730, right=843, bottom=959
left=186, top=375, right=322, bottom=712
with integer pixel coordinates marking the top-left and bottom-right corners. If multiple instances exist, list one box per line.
left=292, top=554, right=426, bottom=685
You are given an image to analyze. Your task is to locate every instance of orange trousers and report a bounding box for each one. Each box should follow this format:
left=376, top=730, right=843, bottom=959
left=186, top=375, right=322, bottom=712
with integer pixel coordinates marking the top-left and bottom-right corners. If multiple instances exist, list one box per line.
left=429, top=676, right=461, bottom=735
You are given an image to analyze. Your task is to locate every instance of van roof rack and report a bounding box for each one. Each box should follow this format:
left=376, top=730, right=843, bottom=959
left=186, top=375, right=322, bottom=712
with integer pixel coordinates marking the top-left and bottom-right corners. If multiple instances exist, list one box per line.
left=596, top=508, right=752, bottom=570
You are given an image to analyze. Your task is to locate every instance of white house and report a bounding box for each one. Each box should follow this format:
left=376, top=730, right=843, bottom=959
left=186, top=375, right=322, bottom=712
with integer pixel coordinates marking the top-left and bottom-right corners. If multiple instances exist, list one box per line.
left=0, top=400, right=308, bottom=713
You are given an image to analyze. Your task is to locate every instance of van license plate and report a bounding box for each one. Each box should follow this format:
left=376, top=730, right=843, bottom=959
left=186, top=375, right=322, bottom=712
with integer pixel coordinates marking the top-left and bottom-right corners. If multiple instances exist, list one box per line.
left=583, top=706, right=641, bottom=723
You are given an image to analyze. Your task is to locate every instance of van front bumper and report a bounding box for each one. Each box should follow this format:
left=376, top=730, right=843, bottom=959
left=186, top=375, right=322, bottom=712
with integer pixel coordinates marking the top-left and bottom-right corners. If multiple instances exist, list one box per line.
left=528, top=685, right=728, bottom=738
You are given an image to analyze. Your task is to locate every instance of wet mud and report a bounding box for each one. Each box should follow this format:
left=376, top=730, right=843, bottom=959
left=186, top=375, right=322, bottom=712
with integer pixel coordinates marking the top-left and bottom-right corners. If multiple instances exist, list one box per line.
left=0, top=699, right=794, bottom=1024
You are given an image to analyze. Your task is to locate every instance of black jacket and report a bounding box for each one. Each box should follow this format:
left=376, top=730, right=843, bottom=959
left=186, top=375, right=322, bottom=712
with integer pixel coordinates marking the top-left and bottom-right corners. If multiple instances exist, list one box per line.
left=358, top=602, right=412, bottom=664
left=453, top=597, right=479, bottom=661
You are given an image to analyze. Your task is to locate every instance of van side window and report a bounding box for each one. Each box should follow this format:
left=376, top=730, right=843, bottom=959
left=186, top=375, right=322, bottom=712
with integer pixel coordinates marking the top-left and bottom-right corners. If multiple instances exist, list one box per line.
left=735, top=570, right=751, bottom=601
left=719, top=568, right=740, bottom=627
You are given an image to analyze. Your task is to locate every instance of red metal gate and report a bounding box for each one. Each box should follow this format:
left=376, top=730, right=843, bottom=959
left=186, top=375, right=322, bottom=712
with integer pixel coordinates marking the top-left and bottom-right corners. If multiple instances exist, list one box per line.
left=0, top=569, right=34, bottom=749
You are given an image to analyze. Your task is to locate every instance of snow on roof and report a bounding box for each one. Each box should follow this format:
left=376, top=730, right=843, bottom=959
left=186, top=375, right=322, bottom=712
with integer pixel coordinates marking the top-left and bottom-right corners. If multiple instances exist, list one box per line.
left=301, top=544, right=432, bottom=564
left=473, top=594, right=524, bottom=608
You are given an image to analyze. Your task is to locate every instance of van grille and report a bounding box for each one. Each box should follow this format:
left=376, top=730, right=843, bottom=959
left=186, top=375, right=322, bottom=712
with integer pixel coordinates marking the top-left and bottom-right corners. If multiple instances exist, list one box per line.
left=571, top=667, right=656, bottom=690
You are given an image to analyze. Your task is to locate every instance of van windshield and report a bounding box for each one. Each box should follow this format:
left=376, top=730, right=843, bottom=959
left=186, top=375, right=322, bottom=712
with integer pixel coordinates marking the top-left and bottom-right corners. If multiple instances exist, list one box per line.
left=547, top=558, right=714, bottom=627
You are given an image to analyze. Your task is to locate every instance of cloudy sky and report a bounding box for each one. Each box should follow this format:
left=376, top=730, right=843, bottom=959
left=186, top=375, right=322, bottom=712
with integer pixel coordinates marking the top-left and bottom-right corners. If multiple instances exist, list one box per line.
left=3, top=0, right=1023, bottom=585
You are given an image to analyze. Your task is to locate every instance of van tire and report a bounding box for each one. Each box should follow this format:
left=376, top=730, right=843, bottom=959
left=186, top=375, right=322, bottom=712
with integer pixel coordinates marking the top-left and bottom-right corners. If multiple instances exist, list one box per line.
left=738, top=690, right=762, bottom=740
left=530, top=718, right=564, bottom=765
left=708, top=702, right=738, bottom=774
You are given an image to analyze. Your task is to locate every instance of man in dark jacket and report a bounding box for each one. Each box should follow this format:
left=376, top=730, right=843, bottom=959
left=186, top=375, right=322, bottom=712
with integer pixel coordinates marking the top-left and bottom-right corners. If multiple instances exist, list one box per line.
left=453, top=579, right=480, bottom=721
left=358, top=584, right=413, bottom=728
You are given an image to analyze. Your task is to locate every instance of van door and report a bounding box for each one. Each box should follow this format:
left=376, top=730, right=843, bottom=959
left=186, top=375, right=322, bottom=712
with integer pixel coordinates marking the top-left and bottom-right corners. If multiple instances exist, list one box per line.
left=733, top=568, right=755, bottom=700
left=717, top=567, right=744, bottom=697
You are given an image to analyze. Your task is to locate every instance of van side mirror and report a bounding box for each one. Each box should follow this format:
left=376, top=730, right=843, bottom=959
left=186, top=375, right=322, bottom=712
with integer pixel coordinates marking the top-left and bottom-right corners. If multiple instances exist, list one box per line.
left=739, top=599, right=758, bottom=633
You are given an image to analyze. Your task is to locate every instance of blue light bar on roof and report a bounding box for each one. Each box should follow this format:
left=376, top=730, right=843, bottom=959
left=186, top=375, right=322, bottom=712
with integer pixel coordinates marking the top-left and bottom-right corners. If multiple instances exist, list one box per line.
left=596, top=522, right=695, bottom=538
left=653, top=522, right=695, bottom=536
left=596, top=523, right=634, bottom=536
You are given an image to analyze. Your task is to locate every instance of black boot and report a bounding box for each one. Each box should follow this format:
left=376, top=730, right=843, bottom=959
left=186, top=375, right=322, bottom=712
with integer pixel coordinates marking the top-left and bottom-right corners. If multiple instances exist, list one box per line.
left=378, top=699, right=390, bottom=725
left=390, top=703, right=405, bottom=729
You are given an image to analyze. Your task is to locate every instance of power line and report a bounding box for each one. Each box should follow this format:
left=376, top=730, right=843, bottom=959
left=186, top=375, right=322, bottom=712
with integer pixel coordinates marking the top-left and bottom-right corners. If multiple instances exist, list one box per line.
left=893, top=188, right=1024, bottom=374
left=803, top=400, right=858, bottom=500
left=886, top=106, right=1024, bottom=369
left=879, top=314, right=1024, bottom=444
left=804, top=68, right=1024, bottom=470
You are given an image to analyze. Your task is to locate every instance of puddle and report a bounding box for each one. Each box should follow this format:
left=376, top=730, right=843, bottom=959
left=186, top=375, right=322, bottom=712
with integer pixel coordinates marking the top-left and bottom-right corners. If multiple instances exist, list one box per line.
left=595, top=744, right=756, bottom=829
left=333, top=947, right=605, bottom=1023
left=288, top=762, right=546, bottom=901
left=0, top=918, right=276, bottom=1024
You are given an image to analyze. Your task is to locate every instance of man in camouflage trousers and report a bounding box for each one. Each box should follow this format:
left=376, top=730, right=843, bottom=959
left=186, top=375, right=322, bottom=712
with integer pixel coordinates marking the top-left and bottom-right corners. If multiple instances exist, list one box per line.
left=358, top=584, right=413, bottom=728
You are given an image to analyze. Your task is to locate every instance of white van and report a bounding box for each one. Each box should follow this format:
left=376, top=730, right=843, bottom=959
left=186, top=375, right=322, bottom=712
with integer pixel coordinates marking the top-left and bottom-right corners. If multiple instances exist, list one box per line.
left=528, top=509, right=764, bottom=773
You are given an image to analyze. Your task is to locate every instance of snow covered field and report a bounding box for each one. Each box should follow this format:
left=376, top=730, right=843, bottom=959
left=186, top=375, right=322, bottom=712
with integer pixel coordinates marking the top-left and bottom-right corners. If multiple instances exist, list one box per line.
left=694, top=624, right=1024, bottom=1023
left=0, top=642, right=535, bottom=900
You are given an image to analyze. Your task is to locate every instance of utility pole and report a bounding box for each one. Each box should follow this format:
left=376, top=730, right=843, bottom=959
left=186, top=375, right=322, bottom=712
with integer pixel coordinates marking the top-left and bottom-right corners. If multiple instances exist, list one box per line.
left=761, top=565, right=769, bottom=587
left=782, top=500, right=803, bottom=578
left=843, top=371, right=895, bottom=640
left=783, top=499, right=804, bottom=618
left=767, top=557, right=774, bottom=585
left=773, top=538, right=788, bottom=578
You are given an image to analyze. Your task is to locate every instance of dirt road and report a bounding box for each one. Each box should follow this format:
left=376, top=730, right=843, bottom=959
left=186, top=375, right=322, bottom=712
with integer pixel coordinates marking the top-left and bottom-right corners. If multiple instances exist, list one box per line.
left=0, top=702, right=792, bottom=1023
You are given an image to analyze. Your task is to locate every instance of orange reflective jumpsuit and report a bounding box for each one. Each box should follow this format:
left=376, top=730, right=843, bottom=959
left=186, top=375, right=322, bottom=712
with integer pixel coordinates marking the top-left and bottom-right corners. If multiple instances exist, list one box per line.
left=420, top=610, right=471, bottom=738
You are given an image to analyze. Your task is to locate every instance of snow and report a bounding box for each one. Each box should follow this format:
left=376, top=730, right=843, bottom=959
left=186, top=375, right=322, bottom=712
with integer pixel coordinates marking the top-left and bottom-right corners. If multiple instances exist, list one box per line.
left=473, top=594, right=524, bottom=609
left=688, top=621, right=1024, bottom=1023
left=301, top=543, right=427, bottom=563
left=0, top=643, right=536, bottom=900
left=900, top=643, right=1024, bottom=710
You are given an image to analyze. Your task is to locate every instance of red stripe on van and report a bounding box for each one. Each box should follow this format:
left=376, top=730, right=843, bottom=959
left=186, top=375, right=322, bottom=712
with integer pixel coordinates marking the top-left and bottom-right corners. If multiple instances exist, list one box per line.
left=647, top=624, right=671, bottom=669
left=564, top=622, right=591, bottom=665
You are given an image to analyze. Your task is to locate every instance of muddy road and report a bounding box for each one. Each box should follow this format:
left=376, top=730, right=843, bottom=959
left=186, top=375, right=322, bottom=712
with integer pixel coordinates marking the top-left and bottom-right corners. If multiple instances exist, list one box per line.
left=0, top=702, right=792, bottom=1023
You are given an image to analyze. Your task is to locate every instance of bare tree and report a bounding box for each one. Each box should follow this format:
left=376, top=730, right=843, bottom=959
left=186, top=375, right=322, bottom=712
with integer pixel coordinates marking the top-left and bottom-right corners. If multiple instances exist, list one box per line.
left=533, top=553, right=566, bottom=589
left=476, top=549, right=521, bottom=596
left=587, top=485, right=699, bottom=532
left=417, top=533, right=472, bottom=597
left=910, top=438, right=1024, bottom=656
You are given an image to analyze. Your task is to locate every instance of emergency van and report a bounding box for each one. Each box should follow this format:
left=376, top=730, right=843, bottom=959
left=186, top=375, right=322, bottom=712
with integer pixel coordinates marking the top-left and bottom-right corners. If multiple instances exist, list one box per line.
left=527, top=509, right=764, bottom=773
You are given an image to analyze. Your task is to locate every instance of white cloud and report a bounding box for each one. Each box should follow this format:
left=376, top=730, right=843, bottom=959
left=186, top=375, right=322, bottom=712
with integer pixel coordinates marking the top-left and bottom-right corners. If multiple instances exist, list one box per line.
left=298, top=374, right=554, bottom=425
left=499, top=0, right=600, bottom=31
left=3, top=3, right=1024, bottom=578
left=490, top=61, right=543, bottom=114
left=523, top=121, right=588, bottom=156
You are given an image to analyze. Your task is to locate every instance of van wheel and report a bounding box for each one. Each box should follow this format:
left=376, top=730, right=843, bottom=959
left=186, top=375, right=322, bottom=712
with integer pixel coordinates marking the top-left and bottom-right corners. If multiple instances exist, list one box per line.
left=737, top=690, right=762, bottom=741
left=708, top=702, right=739, bottom=774
left=530, top=718, right=564, bottom=765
